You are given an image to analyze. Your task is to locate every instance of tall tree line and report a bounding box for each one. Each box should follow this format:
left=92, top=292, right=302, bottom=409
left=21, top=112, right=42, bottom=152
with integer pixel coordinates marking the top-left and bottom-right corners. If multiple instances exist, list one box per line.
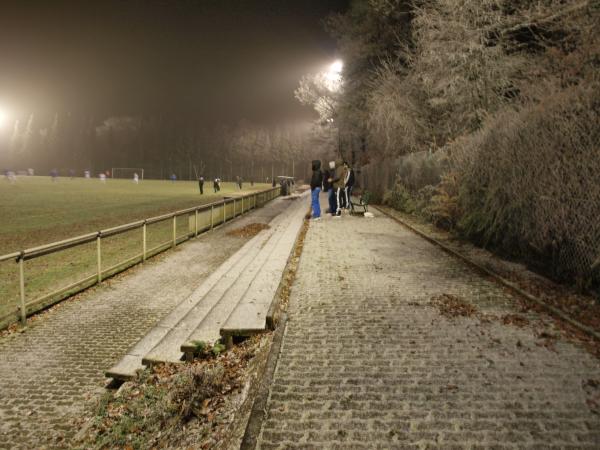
left=0, top=115, right=332, bottom=181
left=314, top=0, right=599, bottom=287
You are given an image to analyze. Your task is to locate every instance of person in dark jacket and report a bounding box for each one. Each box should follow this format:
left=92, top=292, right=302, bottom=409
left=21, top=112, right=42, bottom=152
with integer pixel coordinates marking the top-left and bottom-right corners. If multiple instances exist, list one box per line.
left=310, top=160, right=323, bottom=220
left=333, top=161, right=347, bottom=216
left=343, top=162, right=355, bottom=210
left=198, top=176, right=204, bottom=194
left=324, top=161, right=338, bottom=215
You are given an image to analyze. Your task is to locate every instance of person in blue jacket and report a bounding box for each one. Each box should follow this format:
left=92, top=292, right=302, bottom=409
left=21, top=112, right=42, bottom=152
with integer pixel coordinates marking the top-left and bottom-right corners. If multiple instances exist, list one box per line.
left=310, top=160, right=323, bottom=220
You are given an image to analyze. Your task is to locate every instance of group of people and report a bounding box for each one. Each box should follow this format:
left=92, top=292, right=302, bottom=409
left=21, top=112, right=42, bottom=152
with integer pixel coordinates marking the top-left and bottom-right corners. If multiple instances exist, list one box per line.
left=198, top=176, right=247, bottom=195
left=310, top=160, right=355, bottom=220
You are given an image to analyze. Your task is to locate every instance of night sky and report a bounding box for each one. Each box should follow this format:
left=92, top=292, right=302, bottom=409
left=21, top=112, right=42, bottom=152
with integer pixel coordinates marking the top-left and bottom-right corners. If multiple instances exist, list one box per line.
left=0, top=0, right=348, bottom=124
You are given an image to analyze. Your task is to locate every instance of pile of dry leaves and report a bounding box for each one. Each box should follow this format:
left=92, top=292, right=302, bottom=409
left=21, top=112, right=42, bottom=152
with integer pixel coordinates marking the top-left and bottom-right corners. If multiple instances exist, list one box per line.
left=73, top=335, right=268, bottom=450
left=226, top=223, right=270, bottom=238
left=430, top=294, right=478, bottom=318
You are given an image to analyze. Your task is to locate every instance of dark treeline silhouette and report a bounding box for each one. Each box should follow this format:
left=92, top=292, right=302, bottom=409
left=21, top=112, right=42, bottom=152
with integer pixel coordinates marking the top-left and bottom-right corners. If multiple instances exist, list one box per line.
left=0, top=115, right=334, bottom=182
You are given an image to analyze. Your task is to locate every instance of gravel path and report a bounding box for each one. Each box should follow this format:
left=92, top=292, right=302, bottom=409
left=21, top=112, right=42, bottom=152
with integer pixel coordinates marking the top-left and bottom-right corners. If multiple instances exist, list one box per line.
left=256, top=197, right=600, bottom=449
left=0, top=197, right=293, bottom=450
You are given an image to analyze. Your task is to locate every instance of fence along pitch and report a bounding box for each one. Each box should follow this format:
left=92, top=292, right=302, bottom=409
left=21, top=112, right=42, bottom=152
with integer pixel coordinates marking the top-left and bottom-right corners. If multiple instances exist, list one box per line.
left=0, top=187, right=281, bottom=328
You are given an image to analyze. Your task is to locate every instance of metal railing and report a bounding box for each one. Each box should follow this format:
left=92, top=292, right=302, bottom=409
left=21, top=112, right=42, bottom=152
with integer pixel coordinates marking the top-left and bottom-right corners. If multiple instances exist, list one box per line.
left=0, top=186, right=281, bottom=328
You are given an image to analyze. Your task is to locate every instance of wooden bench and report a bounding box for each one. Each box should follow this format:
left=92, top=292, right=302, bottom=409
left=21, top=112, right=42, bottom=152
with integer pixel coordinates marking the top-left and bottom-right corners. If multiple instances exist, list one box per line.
left=350, top=190, right=371, bottom=215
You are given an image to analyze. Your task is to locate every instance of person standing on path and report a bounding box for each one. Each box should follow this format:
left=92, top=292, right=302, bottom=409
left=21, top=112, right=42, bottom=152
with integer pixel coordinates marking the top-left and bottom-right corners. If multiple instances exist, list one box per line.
left=198, top=176, right=204, bottom=194
left=310, top=160, right=323, bottom=220
left=334, top=160, right=348, bottom=216
left=324, top=161, right=337, bottom=215
left=343, top=161, right=355, bottom=210
left=213, top=178, right=219, bottom=193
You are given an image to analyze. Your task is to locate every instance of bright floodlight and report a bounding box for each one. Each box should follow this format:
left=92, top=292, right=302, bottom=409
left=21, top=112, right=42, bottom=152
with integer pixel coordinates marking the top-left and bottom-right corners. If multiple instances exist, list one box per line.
left=0, top=108, right=7, bottom=128
left=330, top=59, right=343, bottom=74
left=324, top=60, right=343, bottom=92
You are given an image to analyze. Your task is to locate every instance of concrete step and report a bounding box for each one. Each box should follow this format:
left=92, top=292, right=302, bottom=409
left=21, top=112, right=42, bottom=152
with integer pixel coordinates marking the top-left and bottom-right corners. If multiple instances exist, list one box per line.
left=179, top=197, right=306, bottom=359
left=220, top=199, right=306, bottom=340
left=139, top=198, right=301, bottom=367
left=105, top=216, right=281, bottom=380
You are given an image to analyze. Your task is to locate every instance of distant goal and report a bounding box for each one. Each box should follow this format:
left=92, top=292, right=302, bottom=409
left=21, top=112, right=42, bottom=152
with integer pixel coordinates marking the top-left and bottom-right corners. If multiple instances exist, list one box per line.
left=111, top=168, right=144, bottom=180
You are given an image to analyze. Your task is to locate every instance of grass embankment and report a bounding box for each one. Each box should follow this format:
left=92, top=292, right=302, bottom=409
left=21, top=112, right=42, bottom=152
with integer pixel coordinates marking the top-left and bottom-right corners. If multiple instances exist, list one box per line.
left=0, top=177, right=269, bottom=321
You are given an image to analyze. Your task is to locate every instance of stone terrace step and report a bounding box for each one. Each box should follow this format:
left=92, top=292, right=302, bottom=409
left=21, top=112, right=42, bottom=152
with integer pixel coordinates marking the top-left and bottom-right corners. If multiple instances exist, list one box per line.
left=180, top=195, right=307, bottom=359
left=142, top=201, right=301, bottom=366
left=219, top=198, right=307, bottom=341
left=105, top=204, right=290, bottom=380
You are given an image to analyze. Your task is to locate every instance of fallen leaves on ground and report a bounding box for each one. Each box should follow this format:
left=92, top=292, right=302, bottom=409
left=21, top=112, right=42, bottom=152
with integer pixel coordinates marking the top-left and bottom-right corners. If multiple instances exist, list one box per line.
left=277, top=214, right=309, bottom=314
left=73, top=335, right=269, bottom=450
left=430, top=294, right=477, bottom=318
left=583, top=378, right=600, bottom=415
left=226, top=223, right=270, bottom=238
left=501, top=314, right=530, bottom=328
left=385, top=207, right=600, bottom=359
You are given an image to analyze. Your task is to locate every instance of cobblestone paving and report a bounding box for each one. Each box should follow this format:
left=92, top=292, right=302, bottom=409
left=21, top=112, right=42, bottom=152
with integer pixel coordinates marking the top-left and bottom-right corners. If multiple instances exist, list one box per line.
left=257, top=201, right=600, bottom=449
left=0, top=198, right=291, bottom=450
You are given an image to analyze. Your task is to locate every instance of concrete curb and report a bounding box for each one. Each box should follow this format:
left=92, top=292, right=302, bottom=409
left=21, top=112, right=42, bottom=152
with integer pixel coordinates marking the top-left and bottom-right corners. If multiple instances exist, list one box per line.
left=266, top=215, right=310, bottom=330
left=239, top=314, right=288, bottom=450
left=374, top=205, right=600, bottom=342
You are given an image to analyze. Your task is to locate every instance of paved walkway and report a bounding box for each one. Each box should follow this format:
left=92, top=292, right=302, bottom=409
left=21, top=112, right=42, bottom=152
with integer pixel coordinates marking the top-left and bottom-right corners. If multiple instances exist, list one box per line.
left=256, top=199, right=600, bottom=449
left=0, top=196, right=294, bottom=450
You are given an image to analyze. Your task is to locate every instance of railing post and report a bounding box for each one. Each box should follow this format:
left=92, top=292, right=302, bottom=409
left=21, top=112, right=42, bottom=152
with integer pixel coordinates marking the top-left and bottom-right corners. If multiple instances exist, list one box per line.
left=97, top=233, right=102, bottom=283
left=194, top=209, right=198, bottom=237
left=172, top=215, right=177, bottom=248
left=242, top=196, right=244, bottom=214
left=18, top=253, right=26, bottom=325
left=210, top=205, right=214, bottom=230
left=142, top=221, right=147, bottom=262
left=233, top=198, right=236, bottom=217
left=223, top=201, right=226, bottom=223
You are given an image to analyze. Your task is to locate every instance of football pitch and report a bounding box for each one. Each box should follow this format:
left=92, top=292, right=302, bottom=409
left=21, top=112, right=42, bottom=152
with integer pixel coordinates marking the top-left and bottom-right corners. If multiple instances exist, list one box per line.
left=0, top=176, right=270, bottom=325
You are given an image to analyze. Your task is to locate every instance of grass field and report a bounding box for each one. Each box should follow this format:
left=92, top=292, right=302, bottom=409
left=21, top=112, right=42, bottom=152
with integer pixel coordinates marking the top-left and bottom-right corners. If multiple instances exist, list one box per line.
left=0, top=176, right=271, bottom=325
left=0, top=177, right=268, bottom=252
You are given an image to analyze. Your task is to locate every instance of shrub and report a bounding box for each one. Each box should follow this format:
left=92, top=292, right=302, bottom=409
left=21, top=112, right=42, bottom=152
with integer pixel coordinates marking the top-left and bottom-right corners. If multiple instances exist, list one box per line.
left=425, top=173, right=460, bottom=230
left=452, top=84, right=600, bottom=287
left=383, top=179, right=415, bottom=213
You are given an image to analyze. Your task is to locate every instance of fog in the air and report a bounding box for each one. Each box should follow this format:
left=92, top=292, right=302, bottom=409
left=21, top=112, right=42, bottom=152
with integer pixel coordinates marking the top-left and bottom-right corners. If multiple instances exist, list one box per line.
left=0, top=0, right=347, bottom=176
